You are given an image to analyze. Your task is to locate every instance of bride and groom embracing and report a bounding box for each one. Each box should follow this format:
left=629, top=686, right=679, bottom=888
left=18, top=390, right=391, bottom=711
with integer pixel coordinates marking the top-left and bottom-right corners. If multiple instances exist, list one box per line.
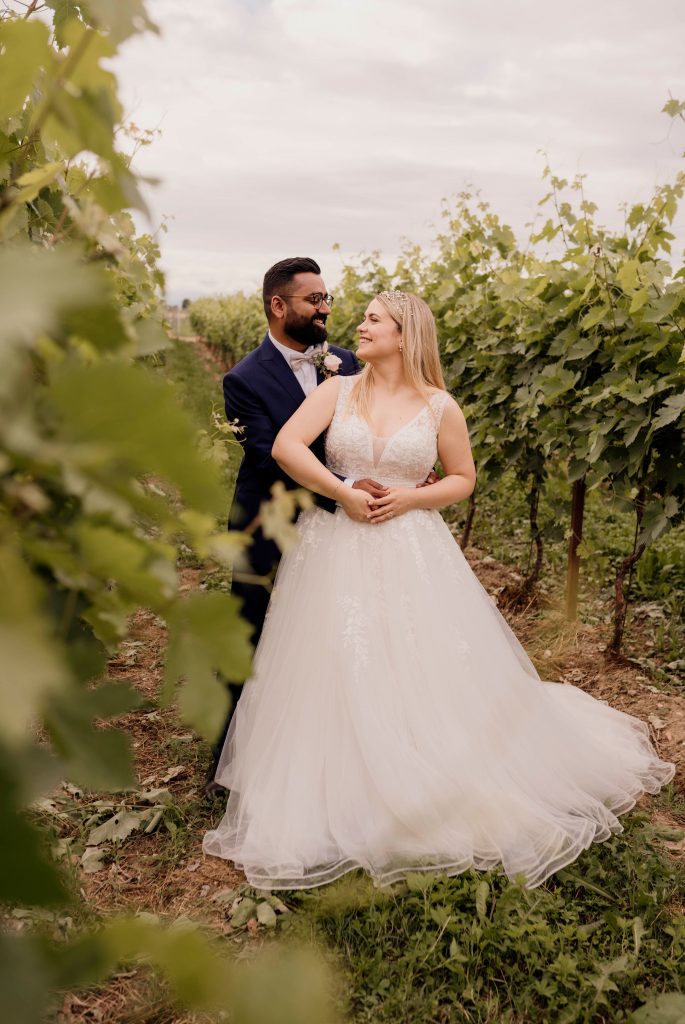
left=203, top=255, right=674, bottom=891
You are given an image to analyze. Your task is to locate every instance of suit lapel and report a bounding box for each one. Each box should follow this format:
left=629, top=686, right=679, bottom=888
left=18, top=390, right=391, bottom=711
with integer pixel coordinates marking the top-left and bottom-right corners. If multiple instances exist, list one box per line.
left=257, top=334, right=306, bottom=407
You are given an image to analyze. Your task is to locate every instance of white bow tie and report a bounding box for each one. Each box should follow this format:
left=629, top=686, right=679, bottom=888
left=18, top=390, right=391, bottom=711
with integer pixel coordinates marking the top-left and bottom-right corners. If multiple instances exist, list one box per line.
left=290, top=347, right=323, bottom=371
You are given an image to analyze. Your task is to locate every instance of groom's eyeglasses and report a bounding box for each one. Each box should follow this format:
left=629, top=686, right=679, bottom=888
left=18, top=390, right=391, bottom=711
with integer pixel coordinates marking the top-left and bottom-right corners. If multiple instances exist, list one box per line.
left=278, top=292, right=335, bottom=310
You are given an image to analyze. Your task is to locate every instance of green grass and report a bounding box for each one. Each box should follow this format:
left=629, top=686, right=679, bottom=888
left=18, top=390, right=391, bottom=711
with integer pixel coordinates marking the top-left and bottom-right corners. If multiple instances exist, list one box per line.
left=288, top=804, right=685, bottom=1024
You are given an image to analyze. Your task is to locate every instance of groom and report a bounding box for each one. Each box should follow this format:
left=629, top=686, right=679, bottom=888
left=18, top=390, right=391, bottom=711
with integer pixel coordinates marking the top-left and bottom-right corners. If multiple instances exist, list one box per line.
left=224, top=256, right=365, bottom=642
left=207, top=257, right=381, bottom=792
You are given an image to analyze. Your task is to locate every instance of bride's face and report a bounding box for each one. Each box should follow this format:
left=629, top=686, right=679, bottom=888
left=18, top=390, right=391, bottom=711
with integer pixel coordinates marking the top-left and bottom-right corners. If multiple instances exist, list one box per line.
left=356, top=300, right=401, bottom=362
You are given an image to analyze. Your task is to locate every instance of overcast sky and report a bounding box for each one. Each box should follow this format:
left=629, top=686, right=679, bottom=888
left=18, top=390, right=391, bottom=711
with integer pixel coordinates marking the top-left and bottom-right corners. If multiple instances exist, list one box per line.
left=112, top=0, right=685, bottom=305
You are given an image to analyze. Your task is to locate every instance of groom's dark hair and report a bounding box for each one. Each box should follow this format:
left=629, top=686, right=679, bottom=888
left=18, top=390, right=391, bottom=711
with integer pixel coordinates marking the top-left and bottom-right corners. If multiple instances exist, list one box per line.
left=263, top=257, right=321, bottom=318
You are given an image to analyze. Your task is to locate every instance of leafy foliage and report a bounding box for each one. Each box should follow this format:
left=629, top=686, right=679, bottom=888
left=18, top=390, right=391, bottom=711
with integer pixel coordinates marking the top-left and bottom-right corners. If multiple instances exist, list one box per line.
left=189, top=290, right=265, bottom=366
left=321, top=113, right=685, bottom=644
left=0, top=3, right=337, bottom=1020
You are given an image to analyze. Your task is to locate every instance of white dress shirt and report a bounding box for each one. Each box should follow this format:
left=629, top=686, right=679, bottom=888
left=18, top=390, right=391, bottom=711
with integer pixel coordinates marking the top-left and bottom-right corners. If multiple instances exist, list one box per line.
left=268, top=331, right=319, bottom=396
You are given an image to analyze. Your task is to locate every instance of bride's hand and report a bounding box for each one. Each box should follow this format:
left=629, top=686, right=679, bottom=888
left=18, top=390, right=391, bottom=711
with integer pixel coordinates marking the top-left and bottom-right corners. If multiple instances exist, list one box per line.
left=339, top=485, right=374, bottom=523
left=367, top=487, right=418, bottom=523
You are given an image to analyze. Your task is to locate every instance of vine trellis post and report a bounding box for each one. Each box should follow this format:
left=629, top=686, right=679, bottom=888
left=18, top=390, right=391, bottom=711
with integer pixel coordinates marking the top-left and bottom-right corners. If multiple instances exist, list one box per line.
left=566, top=476, right=586, bottom=621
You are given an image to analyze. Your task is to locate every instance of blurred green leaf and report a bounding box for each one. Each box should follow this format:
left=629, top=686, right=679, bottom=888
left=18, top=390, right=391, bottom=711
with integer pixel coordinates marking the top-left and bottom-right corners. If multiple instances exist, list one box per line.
left=228, top=945, right=341, bottom=1024
left=0, top=19, right=52, bottom=122
left=48, top=361, right=226, bottom=514
left=0, top=750, right=68, bottom=906
left=45, top=683, right=138, bottom=791
left=87, top=0, right=159, bottom=45
left=0, top=545, right=69, bottom=742
left=0, top=932, right=53, bottom=1024
left=76, top=522, right=176, bottom=608
left=64, top=299, right=129, bottom=350
left=132, top=316, right=171, bottom=356
left=0, top=243, right=105, bottom=346
left=629, top=993, right=685, bottom=1023
left=165, top=592, right=252, bottom=740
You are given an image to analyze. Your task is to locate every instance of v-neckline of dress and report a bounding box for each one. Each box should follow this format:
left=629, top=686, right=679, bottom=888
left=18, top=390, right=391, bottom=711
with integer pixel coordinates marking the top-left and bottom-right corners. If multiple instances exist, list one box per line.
left=366, top=403, right=432, bottom=468
left=368, top=402, right=431, bottom=442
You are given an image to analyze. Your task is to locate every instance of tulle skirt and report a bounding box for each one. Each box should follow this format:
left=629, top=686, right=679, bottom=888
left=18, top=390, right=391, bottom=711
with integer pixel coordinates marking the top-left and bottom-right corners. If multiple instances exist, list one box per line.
left=203, top=507, right=675, bottom=889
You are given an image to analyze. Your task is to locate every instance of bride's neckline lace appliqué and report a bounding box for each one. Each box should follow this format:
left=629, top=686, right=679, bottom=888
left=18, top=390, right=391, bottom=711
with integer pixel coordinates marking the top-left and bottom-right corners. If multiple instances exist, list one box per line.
left=326, top=376, right=448, bottom=486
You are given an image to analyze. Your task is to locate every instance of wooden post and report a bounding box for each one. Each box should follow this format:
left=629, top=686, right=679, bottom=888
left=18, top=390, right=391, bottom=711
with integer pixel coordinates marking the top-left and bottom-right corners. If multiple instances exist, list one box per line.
left=566, top=476, right=586, bottom=621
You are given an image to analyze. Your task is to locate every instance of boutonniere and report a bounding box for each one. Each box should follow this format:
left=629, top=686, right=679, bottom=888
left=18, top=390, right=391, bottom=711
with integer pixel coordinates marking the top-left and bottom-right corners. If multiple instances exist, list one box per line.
left=312, top=341, right=342, bottom=379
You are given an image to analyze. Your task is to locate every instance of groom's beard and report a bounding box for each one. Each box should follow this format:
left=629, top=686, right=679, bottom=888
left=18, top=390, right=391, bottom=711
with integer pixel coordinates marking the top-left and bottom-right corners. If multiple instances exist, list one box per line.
left=285, top=311, right=328, bottom=348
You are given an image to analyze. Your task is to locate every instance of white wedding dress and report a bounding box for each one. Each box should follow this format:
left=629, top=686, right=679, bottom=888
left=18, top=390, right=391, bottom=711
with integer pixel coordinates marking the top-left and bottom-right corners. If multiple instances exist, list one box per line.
left=203, top=376, right=674, bottom=889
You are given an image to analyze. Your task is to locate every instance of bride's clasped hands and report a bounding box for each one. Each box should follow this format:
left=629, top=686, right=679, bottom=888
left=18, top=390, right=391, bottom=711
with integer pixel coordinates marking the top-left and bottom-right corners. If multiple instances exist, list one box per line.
left=337, top=483, right=420, bottom=523
left=365, top=486, right=423, bottom=523
left=336, top=484, right=373, bottom=522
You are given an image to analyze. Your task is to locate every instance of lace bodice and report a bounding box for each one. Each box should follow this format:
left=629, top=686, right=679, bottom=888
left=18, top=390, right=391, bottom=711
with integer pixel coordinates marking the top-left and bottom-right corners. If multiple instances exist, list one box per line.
left=326, top=375, right=449, bottom=487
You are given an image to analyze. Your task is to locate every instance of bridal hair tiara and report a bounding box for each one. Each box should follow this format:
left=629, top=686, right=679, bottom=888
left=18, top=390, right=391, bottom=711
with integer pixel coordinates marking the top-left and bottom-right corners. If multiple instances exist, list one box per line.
left=379, top=290, right=414, bottom=319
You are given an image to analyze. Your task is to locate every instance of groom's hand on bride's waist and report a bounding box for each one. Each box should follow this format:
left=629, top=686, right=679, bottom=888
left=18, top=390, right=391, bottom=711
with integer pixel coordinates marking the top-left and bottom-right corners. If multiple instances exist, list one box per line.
left=417, top=470, right=440, bottom=488
left=352, top=479, right=390, bottom=499
left=353, top=472, right=438, bottom=499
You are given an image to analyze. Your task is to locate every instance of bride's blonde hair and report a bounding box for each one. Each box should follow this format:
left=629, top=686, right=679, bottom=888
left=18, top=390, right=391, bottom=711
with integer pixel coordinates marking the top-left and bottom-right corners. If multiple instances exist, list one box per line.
left=349, top=292, right=446, bottom=421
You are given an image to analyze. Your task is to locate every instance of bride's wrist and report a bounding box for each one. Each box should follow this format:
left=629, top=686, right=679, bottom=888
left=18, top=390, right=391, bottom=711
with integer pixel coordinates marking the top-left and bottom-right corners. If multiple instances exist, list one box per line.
left=407, top=488, right=422, bottom=510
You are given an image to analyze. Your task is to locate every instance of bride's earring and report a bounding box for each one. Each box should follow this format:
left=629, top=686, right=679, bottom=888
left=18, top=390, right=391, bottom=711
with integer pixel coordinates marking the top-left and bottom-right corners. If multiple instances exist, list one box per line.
left=399, top=343, right=403, bottom=353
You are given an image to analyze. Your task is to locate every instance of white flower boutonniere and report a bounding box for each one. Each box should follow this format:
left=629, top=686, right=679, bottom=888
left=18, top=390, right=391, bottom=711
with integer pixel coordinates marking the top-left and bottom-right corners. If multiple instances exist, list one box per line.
left=312, top=341, right=342, bottom=379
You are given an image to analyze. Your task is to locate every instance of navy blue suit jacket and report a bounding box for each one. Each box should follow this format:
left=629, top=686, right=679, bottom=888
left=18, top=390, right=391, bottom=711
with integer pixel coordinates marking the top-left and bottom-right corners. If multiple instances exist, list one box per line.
left=224, top=333, right=360, bottom=574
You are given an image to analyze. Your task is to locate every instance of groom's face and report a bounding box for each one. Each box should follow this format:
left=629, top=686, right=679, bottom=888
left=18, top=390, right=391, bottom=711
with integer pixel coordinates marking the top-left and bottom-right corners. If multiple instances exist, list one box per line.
left=280, top=272, right=331, bottom=348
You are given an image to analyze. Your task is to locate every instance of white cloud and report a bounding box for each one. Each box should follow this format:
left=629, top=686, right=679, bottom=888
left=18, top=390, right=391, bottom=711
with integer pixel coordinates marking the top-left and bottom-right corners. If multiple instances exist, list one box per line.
left=112, top=0, right=685, bottom=304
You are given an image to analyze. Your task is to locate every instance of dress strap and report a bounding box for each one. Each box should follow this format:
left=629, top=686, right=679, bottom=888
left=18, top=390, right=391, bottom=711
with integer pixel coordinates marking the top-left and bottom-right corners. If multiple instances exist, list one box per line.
left=429, top=389, right=450, bottom=428
left=334, top=372, right=358, bottom=415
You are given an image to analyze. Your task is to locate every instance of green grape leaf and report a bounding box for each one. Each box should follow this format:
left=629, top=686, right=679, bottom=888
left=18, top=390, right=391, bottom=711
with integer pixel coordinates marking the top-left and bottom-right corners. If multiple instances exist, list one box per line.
left=0, top=19, right=52, bottom=122
left=44, top=684, right=139, bottom=791
left=0, top=545, right=69, bottom=742
left=0, top=932, right=53, bottom=1024
left=64, top=299, right=130, bottom=351
left=48, top=361, right=226, bottom=514
left=165, top=592, right=252, bottom=741
left=132, top=316, right=171, bottom=356
left=0, top=243, right=106, bottom=346
left=86, top=0, right=159, bottom=45
left=76, top=522, right=177, bottom=609
left=629, top=993, right=685, bottom=1023
left=0, top=750, right=68, bottom=907
left=13, top=161, right=64, bottom=204
left=629, top=288, right=649, bottom=314
left=652, top=392, right=685, bottom=430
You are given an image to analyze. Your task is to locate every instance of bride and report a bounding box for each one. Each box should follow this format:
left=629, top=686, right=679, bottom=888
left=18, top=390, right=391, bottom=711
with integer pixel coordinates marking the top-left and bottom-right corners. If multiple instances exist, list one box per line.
left=203, top=290, right=674, bottom=890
